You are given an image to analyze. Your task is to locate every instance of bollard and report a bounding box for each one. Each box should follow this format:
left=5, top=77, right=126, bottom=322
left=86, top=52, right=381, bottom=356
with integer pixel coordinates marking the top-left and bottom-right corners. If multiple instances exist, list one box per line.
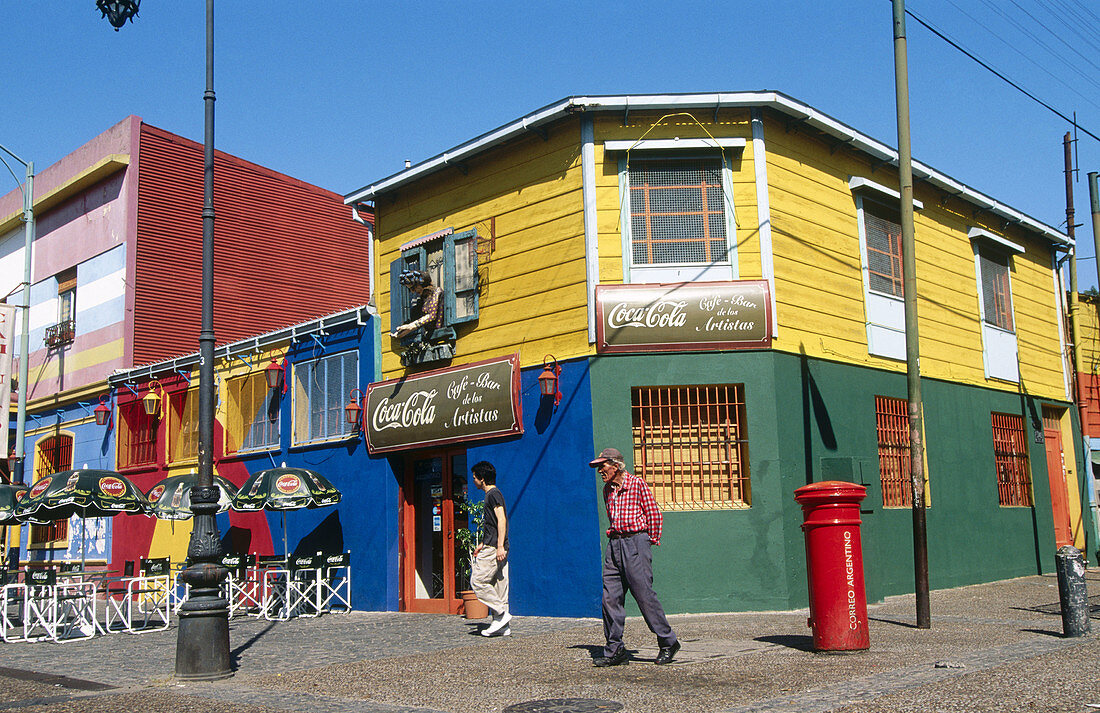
left=1054, top=545, right=1091, bottom=637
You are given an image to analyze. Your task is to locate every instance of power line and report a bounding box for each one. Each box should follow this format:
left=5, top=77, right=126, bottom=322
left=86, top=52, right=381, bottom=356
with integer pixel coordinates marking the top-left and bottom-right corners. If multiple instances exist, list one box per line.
left=904, top=5, right=1100, bottom=144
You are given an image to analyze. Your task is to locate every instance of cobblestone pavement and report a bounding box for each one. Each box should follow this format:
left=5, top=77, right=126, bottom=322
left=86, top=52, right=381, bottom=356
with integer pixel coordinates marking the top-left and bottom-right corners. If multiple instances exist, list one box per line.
left=0, top=572, right=1097, bottom=712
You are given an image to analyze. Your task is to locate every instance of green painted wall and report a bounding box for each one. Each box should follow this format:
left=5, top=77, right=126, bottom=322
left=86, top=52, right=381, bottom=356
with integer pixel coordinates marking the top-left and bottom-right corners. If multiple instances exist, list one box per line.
left=590, top=350, right=1067, bottom=615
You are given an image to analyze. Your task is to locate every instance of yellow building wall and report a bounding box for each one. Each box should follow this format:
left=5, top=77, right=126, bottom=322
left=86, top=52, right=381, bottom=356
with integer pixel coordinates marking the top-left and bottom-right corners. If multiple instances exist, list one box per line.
left=373, top=107, right=1067, bottom=402
left=760, top=112, right=1067, bottom=401
left=376, top=121, right=591, bottom=378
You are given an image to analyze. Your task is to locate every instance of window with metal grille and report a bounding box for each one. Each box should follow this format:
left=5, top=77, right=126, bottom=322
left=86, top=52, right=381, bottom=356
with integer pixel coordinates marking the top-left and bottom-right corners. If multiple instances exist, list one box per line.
left=631, top=384, right=750, bottom=510
left=293, top=351, right=357, bottom=444
left=227, top=372, right=280, bottom=453
left=991, top=412, right=1032, bottom=506
left=979, top=249, right=1014, bottom=332
left=30, top=434, right=73, bottom=546
left=118, top=401, right=157, bottom=468
left=169, top=390, right=199, bottom=462
left=875, top=396, right=912, bottom=507
left=627, top=157, right=730, bottom=266
left=864, top=200, right=904, bottom=298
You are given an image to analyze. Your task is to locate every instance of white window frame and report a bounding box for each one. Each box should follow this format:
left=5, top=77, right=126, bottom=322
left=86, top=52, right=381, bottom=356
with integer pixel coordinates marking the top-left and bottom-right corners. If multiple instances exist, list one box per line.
left=292, top=351, right=359, bottom=445
left=852, top=178, right=923, bottom=361
left=612, top=142, right=743, bottom=284
left=971, top=228, right=1023, bottom=383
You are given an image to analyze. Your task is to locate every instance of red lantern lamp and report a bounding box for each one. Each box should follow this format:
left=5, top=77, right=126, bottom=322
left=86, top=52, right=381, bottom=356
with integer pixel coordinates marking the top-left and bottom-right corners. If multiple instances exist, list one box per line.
left=538, top=355, right=562, bottom=406
left=264, top=359, right=284, bottom=390
left=94, top=394, right=112, bottom=426
left=345, top=388, right=365, bottom=429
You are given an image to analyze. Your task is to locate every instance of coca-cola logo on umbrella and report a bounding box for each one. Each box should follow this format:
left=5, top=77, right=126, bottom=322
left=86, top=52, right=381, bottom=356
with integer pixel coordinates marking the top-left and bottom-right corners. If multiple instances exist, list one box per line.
left=30, top=477, right=52, bottom=498
left=99, top=477, right=127, bottom=498
left=276, top=474, right=302, bottom=494
left=148, top=485, right=165, bottom=502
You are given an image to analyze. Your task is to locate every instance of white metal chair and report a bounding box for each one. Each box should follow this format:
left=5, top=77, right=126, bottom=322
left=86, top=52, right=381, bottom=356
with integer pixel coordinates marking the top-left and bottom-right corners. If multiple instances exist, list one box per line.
left=318, top=552, right=352, bottom=613
left=12, top=568, right=97, bottom=643
left=1, top=581, right=28, bottom=642
left=262, top=554, right=321, bottom=620
left=221, top=554, right=262, bottom=617
left=105, top=558, right=171, bottom=633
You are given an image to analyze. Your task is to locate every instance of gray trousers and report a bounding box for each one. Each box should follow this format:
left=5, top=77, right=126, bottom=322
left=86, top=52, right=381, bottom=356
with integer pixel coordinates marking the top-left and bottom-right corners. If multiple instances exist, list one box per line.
left=601, top=532, right=677, bottom=657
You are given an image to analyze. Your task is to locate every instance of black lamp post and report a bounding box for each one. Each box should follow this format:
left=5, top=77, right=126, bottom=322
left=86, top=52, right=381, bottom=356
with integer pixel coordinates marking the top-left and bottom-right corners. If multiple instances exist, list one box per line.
left=99, top=0, right=232, bottom=679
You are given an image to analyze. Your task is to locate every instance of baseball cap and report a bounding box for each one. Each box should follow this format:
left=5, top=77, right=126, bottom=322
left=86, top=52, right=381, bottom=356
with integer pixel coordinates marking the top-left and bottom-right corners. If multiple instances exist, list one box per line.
left=589, top=447, right=624, bottom=467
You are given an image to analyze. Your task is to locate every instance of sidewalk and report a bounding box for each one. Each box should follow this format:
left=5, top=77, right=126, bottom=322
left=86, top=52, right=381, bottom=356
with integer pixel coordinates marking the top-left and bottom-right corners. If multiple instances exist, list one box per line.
left=1, top=571, right=1096, bottom=713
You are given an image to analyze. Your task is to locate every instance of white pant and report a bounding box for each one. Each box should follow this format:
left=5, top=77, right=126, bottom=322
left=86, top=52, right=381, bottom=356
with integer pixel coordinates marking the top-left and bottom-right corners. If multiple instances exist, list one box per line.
left=470, top=546, right=509, bottom=615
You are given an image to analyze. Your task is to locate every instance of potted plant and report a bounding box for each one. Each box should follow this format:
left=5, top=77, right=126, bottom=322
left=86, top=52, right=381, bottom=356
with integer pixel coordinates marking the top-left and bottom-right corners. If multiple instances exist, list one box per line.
left=454, top=498, right=488, bottom=619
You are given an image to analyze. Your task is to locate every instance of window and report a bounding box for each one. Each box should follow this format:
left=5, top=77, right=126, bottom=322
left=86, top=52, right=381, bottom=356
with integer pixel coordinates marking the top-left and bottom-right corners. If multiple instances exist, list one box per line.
left=971, top=230, right=1023, bottom=382
left=978, top=250, right=1014, bottom=332
left=991, top=412, right=1033, bottom=507
left=169, top=390, right=199, bottom=462
left=118, top=401, right=158, bottom=468
left=619, top=155, right=736, bottom=283
left=227, top=371, right=280, bottom=453
left=856, top=193, right=907, bottom=360
left=875, top=396, right=911, bottom=507
left=864, top=200, right=904, bottom=298
left=30, top=434, right=73, bottom=546
left=45, top=268, right=77, bottom=347
left=293, top=351, right=357, bottom=444
left=389, top=227, right=480, bottom=334
left=631, top=384, right=750, bottom=510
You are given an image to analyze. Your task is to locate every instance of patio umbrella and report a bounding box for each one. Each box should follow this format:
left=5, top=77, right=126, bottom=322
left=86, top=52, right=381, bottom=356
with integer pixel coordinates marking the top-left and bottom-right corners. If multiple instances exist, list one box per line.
left=0, top=483, right=29, bottom=525
left=146, top=473, right=238, bottom=520
left=231, top=467, right=341, bottom=557
left=15, top=469, right=150, bottom=569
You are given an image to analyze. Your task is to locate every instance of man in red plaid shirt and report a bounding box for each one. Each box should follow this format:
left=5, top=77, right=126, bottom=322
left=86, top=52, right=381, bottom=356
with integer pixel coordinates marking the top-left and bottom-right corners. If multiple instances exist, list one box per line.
left=590, top=447, right=679, bottom=667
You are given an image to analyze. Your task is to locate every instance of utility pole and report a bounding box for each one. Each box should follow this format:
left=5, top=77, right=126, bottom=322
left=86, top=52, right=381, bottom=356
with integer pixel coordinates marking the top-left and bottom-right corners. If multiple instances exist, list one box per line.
left=892, top=0, right=931, bottom=629
left=1066, top=135, right=1086, bottom=438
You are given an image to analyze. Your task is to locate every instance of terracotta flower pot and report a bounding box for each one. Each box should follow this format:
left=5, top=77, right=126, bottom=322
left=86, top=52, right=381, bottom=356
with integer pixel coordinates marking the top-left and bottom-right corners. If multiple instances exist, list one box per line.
left=460, top=590, right=489, bottom=619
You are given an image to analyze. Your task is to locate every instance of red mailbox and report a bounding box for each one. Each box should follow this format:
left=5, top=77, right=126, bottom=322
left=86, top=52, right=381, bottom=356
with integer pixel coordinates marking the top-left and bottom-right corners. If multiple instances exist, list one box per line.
left=794, top=480, right=870, bottom=651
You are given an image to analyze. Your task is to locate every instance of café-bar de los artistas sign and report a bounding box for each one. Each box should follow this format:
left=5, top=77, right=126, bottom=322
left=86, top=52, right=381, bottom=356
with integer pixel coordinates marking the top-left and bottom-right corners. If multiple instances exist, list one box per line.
left=595, top=280, right=771, bottom=353
left=364, top=353, right=523, bottom=454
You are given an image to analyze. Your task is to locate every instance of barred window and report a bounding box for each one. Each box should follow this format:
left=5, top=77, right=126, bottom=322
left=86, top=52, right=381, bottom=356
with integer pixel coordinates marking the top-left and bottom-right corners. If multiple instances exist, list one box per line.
left=875, top=396, right=911, bottom=507
left=628, top=157, right=730, bottom=266
left=979, top=250, right=1014, bottom=332
left=991, top=412, right=1032, bottom=506
left=169, top=390, right=199, bottom=462
left=864, top=200, right=904, bottom=298
left=293, top=351, right=358, bottom=444
left=118, top=401, right=157, bottom=468
left=631, top=385, right=750, bottom=510
left=227, top=371, right=280, bottom=453
left=30, top=434, right=73, bottom=546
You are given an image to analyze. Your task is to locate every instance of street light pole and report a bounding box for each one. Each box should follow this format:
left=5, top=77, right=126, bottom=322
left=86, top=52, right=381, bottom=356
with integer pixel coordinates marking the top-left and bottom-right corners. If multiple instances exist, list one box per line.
left=0, top=144, right=34, bottom=489
left=175, top=0, right=232, bottom=679
left=98, top=0, right=231, bottom=679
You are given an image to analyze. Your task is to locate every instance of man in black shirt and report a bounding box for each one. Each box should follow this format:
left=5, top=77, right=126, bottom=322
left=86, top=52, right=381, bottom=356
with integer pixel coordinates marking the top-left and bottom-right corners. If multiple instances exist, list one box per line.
left=471, top=461, right=510, bottom=636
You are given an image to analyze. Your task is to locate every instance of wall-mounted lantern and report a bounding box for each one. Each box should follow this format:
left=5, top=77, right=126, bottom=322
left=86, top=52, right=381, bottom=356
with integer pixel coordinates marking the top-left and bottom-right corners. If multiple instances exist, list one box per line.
left=94, top=393, right=112, bottom=426
left=538, top=355, right=562, bottom=406
left=345, top=388, right=366, bottom=431
left=264, top=358, right=284, bottom=390
left=142, top=379, right=163, bottom=417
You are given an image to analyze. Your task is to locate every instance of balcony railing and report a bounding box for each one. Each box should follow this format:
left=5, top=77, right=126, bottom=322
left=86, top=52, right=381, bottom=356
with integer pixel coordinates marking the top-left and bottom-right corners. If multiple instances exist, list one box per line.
left=44, top=320, right=76, bottom=347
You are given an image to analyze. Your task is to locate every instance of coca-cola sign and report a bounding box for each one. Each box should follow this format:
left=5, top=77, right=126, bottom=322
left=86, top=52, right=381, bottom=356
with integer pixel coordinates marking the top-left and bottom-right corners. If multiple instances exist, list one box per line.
left=595, top=281, right=771, bottom=353
left=364, top=353, right=523, bottom=454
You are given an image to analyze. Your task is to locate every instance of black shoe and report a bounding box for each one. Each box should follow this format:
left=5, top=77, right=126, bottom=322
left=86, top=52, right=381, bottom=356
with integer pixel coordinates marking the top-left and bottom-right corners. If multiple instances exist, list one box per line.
left=655, top=640, right=681, bottom=665
left=593, top=648, right=629, bottom=667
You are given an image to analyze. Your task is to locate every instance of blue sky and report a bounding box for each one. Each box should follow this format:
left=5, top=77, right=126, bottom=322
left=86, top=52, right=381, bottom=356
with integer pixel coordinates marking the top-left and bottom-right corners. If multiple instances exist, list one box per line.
left=6, top=1, right=1100, bottom=288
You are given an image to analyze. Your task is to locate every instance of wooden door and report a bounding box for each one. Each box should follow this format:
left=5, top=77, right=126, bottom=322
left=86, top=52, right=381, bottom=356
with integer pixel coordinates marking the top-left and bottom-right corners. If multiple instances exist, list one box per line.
left=1042, top=409, right=1073, bottom=548
left=400, top=449, right=468, bottom=613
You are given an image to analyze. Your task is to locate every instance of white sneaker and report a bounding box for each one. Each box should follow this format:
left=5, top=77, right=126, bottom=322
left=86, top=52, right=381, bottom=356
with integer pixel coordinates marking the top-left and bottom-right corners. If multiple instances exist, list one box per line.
left=482, top=624, right=511, bottom=637
left=482, top=611, right=512, bottom=636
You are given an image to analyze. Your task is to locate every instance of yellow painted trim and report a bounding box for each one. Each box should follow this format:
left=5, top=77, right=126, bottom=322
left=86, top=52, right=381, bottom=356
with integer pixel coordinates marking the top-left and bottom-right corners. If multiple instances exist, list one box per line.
left=26, top=339, right=126, bottom=390
left=0, top=154, right=130, bottom=235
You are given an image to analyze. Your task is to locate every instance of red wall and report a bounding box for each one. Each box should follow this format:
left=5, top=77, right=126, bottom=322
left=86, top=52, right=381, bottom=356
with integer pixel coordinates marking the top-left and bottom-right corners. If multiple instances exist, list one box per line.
left=133, top=124, right=370, bottom=365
